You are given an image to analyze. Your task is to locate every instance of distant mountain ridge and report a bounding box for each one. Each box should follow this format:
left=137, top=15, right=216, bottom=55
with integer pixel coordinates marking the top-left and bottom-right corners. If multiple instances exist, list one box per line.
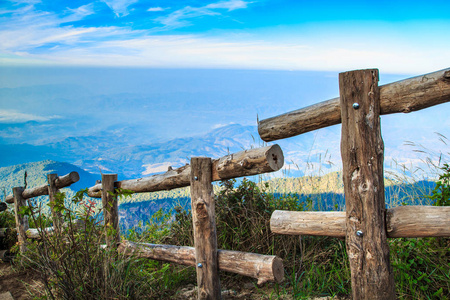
left=0, top=160, right=100, bottom=199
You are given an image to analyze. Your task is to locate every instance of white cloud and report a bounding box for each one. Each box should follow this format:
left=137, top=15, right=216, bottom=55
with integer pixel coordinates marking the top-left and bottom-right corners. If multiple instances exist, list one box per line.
left=0, top=109, right=60, bottom=123
left=206, top=0, right=249, bottom=11
left=212, top=122, right=236, bottom=129
left=147, top=7, right=167, bottom=12
left=101, top=0, right=138, bottom=17
left=154, top=0, right=251, bottom=29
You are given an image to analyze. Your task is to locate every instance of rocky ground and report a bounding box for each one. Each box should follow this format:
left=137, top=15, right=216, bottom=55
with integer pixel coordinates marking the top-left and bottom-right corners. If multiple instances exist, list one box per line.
left=0, top=262, right=43, bottom=300
left=0, top=261, right=344, bottom=299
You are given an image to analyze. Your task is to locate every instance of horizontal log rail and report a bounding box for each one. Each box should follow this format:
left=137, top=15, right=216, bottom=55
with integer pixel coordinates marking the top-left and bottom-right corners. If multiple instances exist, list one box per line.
left=118, top=240, right=284, bottom=285
left=5, top=172, right=80, bottom=204
left=25, top=219, right=85, bottom=239
left=0, top=228, right=10, bottom=238
left=271, top=206, right=450, bottom=238
left=88, top=144, right=284, bottom=198
left=258, top=68, right=450, bottom=141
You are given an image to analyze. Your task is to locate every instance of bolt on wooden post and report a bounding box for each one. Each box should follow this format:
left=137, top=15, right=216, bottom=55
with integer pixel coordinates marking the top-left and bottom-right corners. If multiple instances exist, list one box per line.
left=47, top=173, right=62, bottom=232
left=101, top=174, right=120, bottom=248
left=339, top=69, right=395, bottom=299
left=190, top=157, right=222, bottom=300
left=13, top=187, right=28, bottom=253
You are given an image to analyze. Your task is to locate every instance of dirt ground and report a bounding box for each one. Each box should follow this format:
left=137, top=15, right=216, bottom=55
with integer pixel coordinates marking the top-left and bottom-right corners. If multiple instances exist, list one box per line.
left=0, top=262, right=42, bottom=300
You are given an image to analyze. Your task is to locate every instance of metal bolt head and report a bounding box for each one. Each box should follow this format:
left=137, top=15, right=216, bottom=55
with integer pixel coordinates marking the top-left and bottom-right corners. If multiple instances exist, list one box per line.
left=356, top=230, right=363, bottom=237
left=197, top=263, right=203, bottom=268
left=352, top=103, right=360, bottom=109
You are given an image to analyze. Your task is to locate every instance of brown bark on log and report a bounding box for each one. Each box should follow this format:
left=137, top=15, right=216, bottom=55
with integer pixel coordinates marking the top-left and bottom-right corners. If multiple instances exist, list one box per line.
left=386, top=206, right=450, bottom=238
left=87, top=145, right=284, bottom=198
left=47, top=174, right=62, bottom=232
left=190, top=157, right=221, bottom=300
left=25, top=219, right=85, bottom=239
left=0, top=228, right=10, bottom=238
left=340, top=69, right=395, bottom=299
left=13, top=187, right=28, bottom=253
left=118, top=241, right=284, bottom=285
left=5, top=172, right=80, bottom=203
left=271, top=206, right=450, bottom=238
left=101, top=174, right=119, bottom=248
left=271, top=211, right=346, bottom=237
left=259, top=68, right=450, bottom=141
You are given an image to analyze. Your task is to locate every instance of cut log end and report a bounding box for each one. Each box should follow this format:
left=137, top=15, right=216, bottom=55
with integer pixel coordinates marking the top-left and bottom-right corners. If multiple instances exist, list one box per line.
left=266, top=144, right=284, bottom=172
left=271, top=257, right=285, bottom=284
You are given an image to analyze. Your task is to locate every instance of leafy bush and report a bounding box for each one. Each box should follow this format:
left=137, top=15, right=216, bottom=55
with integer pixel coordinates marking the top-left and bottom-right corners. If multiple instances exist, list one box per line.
left=15, top=189, right=166, bottom=299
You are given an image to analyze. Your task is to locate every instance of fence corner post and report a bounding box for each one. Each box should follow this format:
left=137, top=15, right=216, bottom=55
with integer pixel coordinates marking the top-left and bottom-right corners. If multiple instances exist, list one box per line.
left=190, top=157, right=222, bottom=300
left=339, top=69, right=396, bottom=299
left=101, top=174, right=119, bottom=248
left=47, top=173, right=62, bottom=232
left=13, top=187, right=28, bottom=253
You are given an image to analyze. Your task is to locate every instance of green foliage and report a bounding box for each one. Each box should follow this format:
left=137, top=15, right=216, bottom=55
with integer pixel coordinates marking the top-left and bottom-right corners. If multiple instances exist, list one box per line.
left=390, top=237, right=450, bottom=299
left=428, top=163, right=450, bottom=206
left=16, top=190, right=169, bottom=299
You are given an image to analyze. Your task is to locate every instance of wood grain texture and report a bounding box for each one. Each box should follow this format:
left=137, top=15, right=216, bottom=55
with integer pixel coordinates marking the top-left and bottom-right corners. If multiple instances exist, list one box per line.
left=13, top=187, right=28, bottom=253
left=340, top=69, right=395, bottom=300
left=47, top=174, right=62, bottom=232
left=118, top=241, right=284, bottom=284
left=259, top=68, right=450, bottom=141
left=271, top=206, right=450, bottom=238
left=88, top=145, right=284, bottom=198
left=386, top=206, right=450, bottom=237
left=5, top=172, right=80, bottom=203
left=190, top=157, right=221, bottom=300
left=101, top=174, right=119, bottom=248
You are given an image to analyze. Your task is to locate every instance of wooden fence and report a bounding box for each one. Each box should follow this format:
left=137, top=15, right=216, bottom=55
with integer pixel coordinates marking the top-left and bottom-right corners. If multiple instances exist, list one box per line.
left=2, top=67, right=449, bottom=299
left=259, top=67, right=450, bottom=300
left=3, top=145, right=286, bottom=299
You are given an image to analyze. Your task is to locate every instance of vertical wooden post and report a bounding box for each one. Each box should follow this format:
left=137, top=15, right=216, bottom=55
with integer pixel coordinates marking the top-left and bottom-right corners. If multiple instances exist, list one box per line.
left=190, top=157, right=221, bottom=300
left=101, top=174, right=119, bottom=248
left=47, top=173, right=62, bottom=232
left=339, top=69, right=395, bottom=299
left=13, top=187, right=28, bottom=253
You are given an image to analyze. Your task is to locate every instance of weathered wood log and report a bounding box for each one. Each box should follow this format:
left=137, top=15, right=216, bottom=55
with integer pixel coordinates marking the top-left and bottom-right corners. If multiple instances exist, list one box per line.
left=0, top=228, right=10, bottom=238
left=259, top=68, right=450, bottom=141
left=340, top=69, right=395, bottom=299
left=26, top=227, right=54, bottom=239
left=5, top=172, right=80, bottom=203
left=386, top=206, right=450, bottom=237
left=24, top=219, right=85, bottom=239
left=87, top=145, right=284, bottom=198
left=101, top=174, right=119, bottom=248
left=13, top=187, right=28, bottom=253
left=271, top=211, right=346, bottom=237
left=118, top=241, right=284, bottom=285
left=271, top=206, right=450, bottom=238
left=190, top=157, right=221, bottom=300
left=47, top=174, right=62, bottom=232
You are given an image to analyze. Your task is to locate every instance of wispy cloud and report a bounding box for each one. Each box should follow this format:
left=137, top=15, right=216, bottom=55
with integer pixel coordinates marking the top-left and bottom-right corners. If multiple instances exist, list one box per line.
left=100, top=0, right=138, bottom=17
left=147, top=7, right=168, bottom=12
left=154, top=0, right=251, bottom=29
left=0, top=109, right=60, bottom=123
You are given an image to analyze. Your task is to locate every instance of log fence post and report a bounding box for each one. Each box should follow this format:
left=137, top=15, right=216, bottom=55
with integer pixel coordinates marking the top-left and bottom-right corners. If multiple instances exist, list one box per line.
left=47, top=173, right=62, bottom=232
left=101, top=174, right=119, bottom=248
left=339, top=69, right=395, bottom=299
left=13, top=187, right=28, bottom=253
left=190, top=157, right=222, bottom=300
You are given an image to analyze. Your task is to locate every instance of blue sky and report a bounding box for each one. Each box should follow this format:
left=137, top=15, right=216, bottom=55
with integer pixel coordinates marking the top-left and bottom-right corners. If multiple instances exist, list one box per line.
left=1, top=0, right=449, bottom=73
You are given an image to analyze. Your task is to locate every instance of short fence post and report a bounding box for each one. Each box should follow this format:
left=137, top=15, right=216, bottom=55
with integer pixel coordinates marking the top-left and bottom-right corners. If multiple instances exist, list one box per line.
left=47, top=173, right=62, bottom=232
left=12, top=187, right=28, bottom=253
left=339, top=69, right=395, bottom=299
left=190, top=157, right=221, bottom=300
left=101, top=174, right=119, bottom=248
